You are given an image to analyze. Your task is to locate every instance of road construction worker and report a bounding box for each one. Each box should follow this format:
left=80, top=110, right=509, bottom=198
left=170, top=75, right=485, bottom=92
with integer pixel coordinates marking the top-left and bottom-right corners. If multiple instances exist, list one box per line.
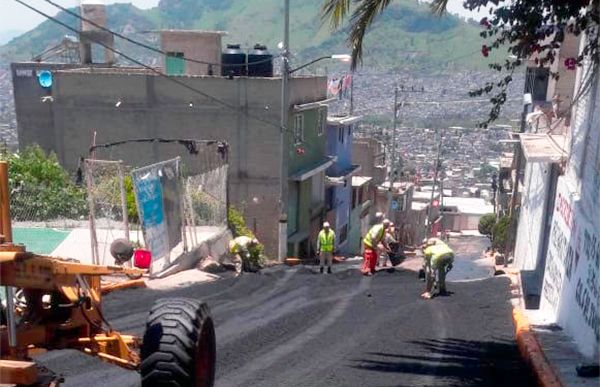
left=421, top=240, right=454, bottom=299
left=371, top=211, right=385, bottom=226
left=362, top=219, right=391, bottom=276
left=417, top=237, right=444, bottom=279
left=379, top=222, right=397, bottom=267
left=316, top=222, right=335, bottom=274
left=228, top=236, right=259, bottom=273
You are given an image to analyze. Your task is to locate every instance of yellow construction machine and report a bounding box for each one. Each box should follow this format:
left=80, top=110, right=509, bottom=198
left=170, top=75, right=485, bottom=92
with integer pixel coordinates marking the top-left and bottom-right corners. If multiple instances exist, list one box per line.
left=0, top=161, right=216, bottom=387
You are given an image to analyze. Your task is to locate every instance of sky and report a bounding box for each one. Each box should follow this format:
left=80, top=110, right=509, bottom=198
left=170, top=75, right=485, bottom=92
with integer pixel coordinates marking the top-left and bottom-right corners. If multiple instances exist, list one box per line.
left=0, top=0, right=487, bottom=32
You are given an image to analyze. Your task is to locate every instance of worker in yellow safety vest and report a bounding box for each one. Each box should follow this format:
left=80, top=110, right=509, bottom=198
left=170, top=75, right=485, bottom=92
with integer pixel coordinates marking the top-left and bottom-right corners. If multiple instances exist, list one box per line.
left=362, top=219, right=391, bottom=275
left=421, top=239, right=454, bottom=299
left=317, top=222, right=336, bottom=274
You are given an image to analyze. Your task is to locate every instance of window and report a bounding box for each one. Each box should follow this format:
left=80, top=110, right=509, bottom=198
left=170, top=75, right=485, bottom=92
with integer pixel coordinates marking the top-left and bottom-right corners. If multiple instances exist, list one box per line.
left=317, top=108, right=325, bottom=136
left=525, top=67, right=549, bottom=102
left=294, top=114, right=304, bottom=144
left=166, top=52, right=185, bottom=75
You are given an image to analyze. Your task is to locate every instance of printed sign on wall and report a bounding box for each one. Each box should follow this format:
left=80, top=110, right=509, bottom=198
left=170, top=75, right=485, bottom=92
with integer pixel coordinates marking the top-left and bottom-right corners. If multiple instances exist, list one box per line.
left=132, top=168, right=169, bottom=261
left=540, top=177, right=599, bottom=357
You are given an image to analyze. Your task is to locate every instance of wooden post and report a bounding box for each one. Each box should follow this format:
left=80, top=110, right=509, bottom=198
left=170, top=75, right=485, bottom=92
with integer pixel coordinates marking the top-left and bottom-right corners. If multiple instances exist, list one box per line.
left=0, top=161, right=12, bottom=243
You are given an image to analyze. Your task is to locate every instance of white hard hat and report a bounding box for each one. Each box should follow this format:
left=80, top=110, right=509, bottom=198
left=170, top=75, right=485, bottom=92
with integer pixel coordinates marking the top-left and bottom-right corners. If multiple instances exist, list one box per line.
left=383, top=219, right=391, bottom=226
left=323, top=222, right=330, bottom=228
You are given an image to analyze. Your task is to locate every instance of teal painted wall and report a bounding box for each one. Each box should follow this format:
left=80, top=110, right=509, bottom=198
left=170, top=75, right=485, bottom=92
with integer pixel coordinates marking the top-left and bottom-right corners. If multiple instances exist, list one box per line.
left=298, top=179, right=312, bottom=234
left=288, top=108, right=327, bottom=175
left=288, top=181, right=299, bottom=235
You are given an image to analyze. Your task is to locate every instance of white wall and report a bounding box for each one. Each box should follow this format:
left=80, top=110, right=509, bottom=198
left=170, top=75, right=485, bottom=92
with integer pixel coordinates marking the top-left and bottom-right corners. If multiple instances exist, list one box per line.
left=514, top=162, right=552, bottom=270
left=539, top=34, right=600, bottom=358
left=540, top=177, right=599, bottom=358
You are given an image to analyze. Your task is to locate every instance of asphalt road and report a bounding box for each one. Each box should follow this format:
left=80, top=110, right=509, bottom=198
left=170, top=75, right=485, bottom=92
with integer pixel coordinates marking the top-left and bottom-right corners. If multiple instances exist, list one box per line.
left=34, top=245, right=535, bottom=387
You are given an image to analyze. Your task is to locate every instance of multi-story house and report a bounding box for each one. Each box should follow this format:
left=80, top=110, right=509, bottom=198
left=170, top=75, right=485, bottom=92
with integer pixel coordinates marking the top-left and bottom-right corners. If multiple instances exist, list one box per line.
left=324, top=115, right=361, bottom=254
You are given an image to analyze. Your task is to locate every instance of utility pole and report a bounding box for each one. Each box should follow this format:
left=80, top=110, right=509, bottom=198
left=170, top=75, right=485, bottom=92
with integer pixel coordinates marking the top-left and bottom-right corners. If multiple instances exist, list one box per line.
left=426, top=128, right=443, bottom=236
left=349, top=70, right=355, bottom=115
left=278, top=0, right=290, bottom=262
left=387, top=88, right=399, bottom=216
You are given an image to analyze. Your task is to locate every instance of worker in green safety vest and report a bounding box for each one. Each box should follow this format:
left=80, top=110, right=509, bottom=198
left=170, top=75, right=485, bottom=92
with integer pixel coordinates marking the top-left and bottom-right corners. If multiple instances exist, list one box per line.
left=317, top=222, right=336, bottom=274
left=421, top=239, right=454, bottom=299
left=362, top=219, right=391, bottom=275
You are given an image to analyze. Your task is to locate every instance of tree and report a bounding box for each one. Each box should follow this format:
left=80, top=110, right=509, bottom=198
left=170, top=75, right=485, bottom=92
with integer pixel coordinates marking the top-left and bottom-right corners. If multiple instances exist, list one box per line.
left=1, top=146, right=87, bottom=221
left=492, top=215, right=511, bottom=252
left=478, top=213, right=496, bottom=239
left=322, top=0, right=599, bottom=126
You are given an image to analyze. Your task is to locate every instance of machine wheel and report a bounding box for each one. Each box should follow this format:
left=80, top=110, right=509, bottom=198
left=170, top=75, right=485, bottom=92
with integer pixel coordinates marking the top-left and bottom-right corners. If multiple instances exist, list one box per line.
left=140, top=298, right=216, bottom=387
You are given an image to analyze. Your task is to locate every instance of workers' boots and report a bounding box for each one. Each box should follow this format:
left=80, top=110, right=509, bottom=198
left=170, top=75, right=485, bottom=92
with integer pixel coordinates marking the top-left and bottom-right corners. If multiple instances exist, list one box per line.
left=327, top=267, right=332, bottom=274
left=320, top=267, right=324, bottom=274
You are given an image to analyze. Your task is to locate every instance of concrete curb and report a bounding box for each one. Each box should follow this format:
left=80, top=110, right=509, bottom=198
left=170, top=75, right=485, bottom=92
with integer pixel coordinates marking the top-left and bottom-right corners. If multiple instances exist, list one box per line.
left=506, top=269, right=564, bottom=387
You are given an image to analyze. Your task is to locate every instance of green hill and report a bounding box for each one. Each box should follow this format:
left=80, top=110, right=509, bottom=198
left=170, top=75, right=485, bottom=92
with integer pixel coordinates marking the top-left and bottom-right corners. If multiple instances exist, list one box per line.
left=0, top=0, right=496, bottom=72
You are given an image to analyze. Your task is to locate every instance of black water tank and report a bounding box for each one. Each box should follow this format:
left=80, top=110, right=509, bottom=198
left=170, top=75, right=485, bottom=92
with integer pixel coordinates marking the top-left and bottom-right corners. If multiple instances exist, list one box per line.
left=248, top=44, right=273, bottom=77
left=221, top=44, right=246, bottom=76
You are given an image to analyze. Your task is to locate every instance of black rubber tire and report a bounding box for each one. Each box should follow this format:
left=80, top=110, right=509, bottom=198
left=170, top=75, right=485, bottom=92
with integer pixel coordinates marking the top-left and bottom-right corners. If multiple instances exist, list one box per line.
left=140, top=298, right=216, bottom=387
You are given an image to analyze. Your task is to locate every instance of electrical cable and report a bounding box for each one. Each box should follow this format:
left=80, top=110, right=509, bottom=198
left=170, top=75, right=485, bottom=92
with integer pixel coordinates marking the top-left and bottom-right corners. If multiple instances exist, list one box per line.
left=42, top=0, right=278, bottom=69
left=13, top=0, right=282, bottom=130
left=89, top=137, right=228, bottom=155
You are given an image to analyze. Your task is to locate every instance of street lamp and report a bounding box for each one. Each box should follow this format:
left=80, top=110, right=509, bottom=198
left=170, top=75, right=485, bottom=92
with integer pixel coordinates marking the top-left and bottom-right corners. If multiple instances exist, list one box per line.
left=289, top=54, right=352, bottom=74
left=278, top=0, right=353, bottom=261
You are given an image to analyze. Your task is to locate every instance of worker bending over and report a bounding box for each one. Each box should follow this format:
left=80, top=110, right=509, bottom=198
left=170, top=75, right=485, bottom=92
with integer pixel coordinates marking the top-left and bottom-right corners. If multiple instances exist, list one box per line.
left=228, top=236, right=259, bottom=273
left=379, top=222, right=397, bottom=267
left=317, top=222, right=336, bottom=274
left=421, top=238, right=454, bottom=299
left=362, top=219, right=391, bottom=276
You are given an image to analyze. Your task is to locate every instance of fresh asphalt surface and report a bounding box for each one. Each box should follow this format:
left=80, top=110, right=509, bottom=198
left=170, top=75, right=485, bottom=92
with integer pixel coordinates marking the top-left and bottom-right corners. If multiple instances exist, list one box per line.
left=35, top=239, right=534, bottom=387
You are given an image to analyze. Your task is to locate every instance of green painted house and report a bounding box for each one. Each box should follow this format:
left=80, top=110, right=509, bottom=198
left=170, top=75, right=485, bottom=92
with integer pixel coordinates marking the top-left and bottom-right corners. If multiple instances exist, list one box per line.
left=286, top=104, right=332, bottom=258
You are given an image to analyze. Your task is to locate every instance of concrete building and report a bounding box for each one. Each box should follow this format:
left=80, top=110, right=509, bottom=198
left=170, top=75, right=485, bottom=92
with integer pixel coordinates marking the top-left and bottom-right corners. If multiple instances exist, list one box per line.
left=515, top=32, right=599, bottom=359
left=440, top=196, right=493, bottom=231
left=512, top=33, right=580, bottom=304
left=347, top=175, right=374, bottom=254
left=352, top=137, right=386, bottom=185
left=79, top=1, right=115, bottom=65
left=11, top=42, right=328, bottom=258
left=160, top=30, right=225, bottom=76
left=324, top=115, right=361, bottom=253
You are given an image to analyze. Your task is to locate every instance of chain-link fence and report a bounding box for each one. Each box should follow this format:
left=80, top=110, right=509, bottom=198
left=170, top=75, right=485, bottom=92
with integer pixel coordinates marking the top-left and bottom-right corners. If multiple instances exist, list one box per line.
left=8, top=141, right=229, bottom=271
left=85, top=159, right=131, bottom=265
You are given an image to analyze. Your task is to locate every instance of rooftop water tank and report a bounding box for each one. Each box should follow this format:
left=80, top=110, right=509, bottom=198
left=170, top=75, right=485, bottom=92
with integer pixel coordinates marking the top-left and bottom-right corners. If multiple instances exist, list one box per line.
left=221, top=44, right=246, bottom=77
left=248, top=44, right=273, bottom=77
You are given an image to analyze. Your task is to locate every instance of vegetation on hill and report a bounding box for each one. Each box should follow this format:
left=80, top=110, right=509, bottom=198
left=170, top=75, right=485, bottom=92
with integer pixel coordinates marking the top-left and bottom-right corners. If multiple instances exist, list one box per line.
left=0, top=0, right=499, bottom=72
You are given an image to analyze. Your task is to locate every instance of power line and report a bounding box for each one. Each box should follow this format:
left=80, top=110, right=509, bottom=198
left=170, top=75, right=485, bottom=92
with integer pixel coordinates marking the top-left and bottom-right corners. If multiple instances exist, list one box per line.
left=13, top=0, right=281, bottom=130
left=41, top=0, right=276, bottom=69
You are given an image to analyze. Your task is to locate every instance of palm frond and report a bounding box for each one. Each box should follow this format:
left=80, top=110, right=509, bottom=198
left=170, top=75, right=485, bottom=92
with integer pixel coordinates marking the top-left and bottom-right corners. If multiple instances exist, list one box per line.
left=321, top=0, right=352, bottom=29
left=430, top=0, right=449, bottom=16
left=347, top=0, right=393, bottom=69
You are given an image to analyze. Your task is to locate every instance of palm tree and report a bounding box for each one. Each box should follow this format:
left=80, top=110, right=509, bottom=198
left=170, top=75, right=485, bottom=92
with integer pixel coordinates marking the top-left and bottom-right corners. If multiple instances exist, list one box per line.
left=321, top=0, right=449, bottom=69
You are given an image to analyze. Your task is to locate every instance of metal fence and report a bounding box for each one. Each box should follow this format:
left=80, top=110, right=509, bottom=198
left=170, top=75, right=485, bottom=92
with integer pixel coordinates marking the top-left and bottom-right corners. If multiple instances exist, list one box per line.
left=9, top=142, right=229, bottom=271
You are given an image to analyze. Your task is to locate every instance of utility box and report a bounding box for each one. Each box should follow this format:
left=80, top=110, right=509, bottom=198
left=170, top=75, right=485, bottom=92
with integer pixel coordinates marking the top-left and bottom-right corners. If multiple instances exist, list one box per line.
left=160, top=30, right=226, bottom=76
